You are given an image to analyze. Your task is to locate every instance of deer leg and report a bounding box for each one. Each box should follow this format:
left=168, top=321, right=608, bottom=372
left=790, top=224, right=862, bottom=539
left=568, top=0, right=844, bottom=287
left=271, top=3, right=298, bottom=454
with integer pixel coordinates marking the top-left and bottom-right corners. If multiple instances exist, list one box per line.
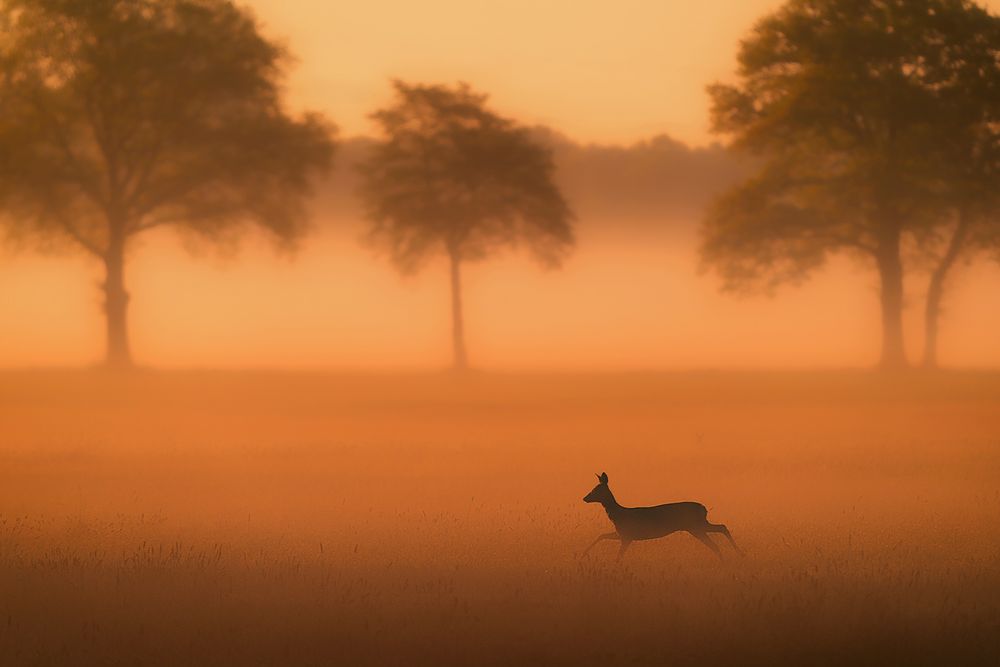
left=616, top=539, right=632, bottom=561
left=583, top=532, right=619, bottom=557
left=689, top=531, right=722, bottom=560
left=707, top=523, right=744, bottom=557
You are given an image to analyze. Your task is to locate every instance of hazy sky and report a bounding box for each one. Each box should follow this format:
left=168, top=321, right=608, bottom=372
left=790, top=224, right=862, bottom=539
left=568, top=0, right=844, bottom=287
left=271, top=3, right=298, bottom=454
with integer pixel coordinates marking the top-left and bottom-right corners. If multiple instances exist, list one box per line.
left=246, top=0, right=784, bottom=145
left=247, top=0, right=1000, bottom=146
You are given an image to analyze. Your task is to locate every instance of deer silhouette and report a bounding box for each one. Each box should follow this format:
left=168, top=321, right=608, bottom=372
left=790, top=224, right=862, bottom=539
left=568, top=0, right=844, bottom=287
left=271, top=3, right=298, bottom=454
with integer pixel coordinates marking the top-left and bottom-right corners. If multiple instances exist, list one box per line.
left=582, top=472, right=743, bottom=560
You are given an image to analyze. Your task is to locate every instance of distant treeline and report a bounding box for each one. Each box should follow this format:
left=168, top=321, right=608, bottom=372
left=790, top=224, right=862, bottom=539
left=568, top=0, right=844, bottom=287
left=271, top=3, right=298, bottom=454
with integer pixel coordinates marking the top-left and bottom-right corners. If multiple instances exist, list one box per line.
left=317, top=133, right=749, bottom=236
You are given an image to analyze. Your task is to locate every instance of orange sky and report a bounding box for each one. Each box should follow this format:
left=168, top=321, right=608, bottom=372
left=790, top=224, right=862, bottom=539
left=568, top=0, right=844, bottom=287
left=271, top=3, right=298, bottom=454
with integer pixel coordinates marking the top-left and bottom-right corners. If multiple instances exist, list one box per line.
left=247, top=0, right=782, bottom=145
left=247, top=0, right=1000, bottom=146
left=1, top=0, right=999, bottom=370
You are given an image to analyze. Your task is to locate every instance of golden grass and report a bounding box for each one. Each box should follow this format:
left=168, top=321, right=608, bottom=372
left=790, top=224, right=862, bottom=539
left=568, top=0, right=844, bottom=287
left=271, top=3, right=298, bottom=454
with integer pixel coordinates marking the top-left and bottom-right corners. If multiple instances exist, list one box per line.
left=1, top=370, right=999, bottom=665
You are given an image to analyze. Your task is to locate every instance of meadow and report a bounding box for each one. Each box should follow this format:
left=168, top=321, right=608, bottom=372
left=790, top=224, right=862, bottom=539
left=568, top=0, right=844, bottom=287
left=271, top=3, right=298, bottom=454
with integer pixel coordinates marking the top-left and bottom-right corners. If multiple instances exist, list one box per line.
left=1, top=370, right=999, bottom=665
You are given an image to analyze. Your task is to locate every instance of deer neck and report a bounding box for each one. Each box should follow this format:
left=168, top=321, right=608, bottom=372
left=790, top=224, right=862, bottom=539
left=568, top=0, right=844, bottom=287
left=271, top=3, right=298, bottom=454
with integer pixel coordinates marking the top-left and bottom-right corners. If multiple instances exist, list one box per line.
left=600, top=488, right=623, bottom=518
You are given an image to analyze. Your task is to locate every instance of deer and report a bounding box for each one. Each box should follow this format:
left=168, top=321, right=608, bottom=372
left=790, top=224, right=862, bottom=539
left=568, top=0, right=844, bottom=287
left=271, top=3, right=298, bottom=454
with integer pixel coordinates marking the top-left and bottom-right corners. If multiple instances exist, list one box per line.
left=582, top=472, right=743, bottom=560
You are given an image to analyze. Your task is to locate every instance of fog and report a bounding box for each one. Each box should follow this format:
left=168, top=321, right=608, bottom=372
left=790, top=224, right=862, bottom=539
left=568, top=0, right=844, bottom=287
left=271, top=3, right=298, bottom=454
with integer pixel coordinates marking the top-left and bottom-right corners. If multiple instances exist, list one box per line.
left=2, top=134, right=997, bottom=369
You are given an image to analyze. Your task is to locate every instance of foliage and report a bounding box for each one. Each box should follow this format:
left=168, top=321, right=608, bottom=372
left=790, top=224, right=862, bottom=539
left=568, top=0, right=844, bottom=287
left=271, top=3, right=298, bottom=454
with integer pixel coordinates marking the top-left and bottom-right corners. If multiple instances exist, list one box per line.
left=359, top=81, right=574, bottom=274
left=701, top=0, right=998, bottom=293
left=0, top=0, right=336, bottom=256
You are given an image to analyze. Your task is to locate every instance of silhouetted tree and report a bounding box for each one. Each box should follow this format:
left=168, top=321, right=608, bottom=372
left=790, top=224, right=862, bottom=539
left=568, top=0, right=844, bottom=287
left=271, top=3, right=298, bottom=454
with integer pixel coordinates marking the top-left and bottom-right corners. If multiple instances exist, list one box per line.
left=0, top=0, right=336, bottom=367
left=701, top=0, right=997, bottom=369
left=918, top=19, right=1000, bottom=368
left=359, top=81, right=574, bottom=369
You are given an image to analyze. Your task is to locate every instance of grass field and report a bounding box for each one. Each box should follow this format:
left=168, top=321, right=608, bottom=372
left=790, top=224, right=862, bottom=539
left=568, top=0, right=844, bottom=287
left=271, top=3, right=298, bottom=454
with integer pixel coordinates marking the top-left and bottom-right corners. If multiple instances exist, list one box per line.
left=1, top=370, right=999, bottom=665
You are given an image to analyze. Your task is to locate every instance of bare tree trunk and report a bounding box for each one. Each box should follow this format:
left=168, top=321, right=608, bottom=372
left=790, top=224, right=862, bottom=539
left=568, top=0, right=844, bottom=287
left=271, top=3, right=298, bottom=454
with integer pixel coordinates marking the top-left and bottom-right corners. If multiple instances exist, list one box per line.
left=448, top=249, right=468, bottom=370
left=103, top=233, right=132, bottom=368
left=875, top=226, right=907, bottom=370
left=923, top=211, right=971, bottom=369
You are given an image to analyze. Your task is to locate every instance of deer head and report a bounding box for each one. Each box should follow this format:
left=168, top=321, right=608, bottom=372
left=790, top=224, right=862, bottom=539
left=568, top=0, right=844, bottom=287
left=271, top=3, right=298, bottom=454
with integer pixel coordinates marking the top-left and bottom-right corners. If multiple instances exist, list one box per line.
left=583, top=472, right=613, bottom=504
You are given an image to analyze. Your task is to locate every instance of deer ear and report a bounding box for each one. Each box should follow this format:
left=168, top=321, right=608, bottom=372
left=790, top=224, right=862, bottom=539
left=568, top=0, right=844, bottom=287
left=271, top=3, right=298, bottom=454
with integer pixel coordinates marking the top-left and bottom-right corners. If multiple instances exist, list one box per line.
left=599, top=472, right=609, bottom=484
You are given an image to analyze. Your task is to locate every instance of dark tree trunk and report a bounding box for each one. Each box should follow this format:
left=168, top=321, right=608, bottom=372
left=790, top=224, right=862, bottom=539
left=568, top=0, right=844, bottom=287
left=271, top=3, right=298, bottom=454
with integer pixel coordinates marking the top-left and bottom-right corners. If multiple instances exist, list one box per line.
left=923, top=211, right=971, bottom=369
left=875, top=226, right=907, bottom=370
left=448, top=249, right=468, bottom=370
left=103, top=234, right=132, bottom=368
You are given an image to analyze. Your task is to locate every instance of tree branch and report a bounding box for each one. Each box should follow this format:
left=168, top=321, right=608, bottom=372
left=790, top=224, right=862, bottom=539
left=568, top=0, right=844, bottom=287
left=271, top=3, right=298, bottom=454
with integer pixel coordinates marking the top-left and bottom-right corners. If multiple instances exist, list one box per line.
left=47, top=207, right=105, bottom=258
left=26, top=90, right=108, bottom=209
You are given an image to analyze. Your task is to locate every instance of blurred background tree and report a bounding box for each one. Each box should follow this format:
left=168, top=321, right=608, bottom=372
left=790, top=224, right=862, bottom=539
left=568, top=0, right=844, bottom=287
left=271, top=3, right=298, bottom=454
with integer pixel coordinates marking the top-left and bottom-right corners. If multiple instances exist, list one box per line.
left=701, top=0, right=999, bottom=369
left=359, top=81, right=574, bottom=370
left=918, top=11, right=1000, bottom=368
left=0, top=0, right=336, bottom=367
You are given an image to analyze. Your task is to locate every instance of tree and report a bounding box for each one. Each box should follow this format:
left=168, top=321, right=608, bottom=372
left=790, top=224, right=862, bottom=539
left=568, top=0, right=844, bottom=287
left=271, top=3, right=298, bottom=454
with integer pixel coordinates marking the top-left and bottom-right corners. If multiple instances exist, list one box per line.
left=0, top=0, right=336, bottom=367
left=701, top=0, right=997, bottom=369
left=918, top=18, right=1000, bottom=368
left=359, top=81, right=574, bottom=369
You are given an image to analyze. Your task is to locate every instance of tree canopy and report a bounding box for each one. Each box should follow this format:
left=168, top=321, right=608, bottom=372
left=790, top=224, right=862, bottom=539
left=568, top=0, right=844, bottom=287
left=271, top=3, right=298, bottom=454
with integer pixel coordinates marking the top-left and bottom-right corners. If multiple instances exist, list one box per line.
left=360, top=81, right=574, bottom=272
